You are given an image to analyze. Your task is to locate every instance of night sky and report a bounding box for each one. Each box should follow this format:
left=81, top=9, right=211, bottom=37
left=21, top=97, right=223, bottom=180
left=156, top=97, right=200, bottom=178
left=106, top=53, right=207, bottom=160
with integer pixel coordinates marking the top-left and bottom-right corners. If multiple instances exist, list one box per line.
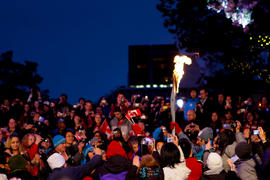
left=0, top=0, right=173, bottom=104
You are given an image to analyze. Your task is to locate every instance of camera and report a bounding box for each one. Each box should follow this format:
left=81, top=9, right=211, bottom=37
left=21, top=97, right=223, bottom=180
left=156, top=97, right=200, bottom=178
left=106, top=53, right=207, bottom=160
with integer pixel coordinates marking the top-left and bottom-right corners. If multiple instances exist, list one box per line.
left=253, top=130, right=260, bottom=135
left=167, top=137, right=173, bottom=143
left=141, top=137, right=153, bottom=146
left=230, top=121, right=237, bottom=129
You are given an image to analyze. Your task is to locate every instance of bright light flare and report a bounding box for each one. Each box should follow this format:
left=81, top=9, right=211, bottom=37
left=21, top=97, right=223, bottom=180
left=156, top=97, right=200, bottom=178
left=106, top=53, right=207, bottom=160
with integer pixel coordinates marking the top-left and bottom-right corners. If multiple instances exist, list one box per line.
left=173, top=55, right=192, bottom=93
left=176, top=99, right=184, bottom=108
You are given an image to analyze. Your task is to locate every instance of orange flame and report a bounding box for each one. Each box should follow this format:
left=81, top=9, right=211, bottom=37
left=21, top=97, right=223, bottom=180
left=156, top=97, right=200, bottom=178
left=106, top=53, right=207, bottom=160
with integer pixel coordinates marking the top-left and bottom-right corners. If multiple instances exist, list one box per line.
left=173, top=55, right=192, bottom=93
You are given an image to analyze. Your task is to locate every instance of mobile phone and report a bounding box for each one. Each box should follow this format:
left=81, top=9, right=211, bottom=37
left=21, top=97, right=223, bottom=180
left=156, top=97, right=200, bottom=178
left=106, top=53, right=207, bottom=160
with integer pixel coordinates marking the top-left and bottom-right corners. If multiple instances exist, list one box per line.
left=231, top=155, right=239, bottom=163
left=253, top=130, right=260, bottom=135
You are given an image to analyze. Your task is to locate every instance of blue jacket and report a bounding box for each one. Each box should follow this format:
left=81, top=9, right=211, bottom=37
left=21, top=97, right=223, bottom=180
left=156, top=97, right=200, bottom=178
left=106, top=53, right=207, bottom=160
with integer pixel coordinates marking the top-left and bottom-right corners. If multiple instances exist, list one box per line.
left=184, top=98, right=200, bottom=120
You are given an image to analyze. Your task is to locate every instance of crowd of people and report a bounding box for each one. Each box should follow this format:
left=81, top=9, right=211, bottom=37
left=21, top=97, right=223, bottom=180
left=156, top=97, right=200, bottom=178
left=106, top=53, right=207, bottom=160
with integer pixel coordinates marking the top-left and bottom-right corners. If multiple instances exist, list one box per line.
left=1, top=87, right=270, bottom=180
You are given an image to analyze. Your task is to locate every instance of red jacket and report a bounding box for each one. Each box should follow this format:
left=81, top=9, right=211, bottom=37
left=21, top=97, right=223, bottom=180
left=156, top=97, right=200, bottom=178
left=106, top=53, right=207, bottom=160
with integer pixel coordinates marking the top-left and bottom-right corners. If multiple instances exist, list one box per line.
left=186, top=157, right=202, bottom=180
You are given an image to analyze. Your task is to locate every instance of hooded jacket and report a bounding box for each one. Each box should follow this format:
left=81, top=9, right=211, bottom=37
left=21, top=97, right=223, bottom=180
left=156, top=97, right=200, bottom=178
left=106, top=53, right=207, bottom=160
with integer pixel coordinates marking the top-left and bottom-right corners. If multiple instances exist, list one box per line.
left=236, top=155, right=261, bottom=180
left=99, top=141, right=131, bottom=180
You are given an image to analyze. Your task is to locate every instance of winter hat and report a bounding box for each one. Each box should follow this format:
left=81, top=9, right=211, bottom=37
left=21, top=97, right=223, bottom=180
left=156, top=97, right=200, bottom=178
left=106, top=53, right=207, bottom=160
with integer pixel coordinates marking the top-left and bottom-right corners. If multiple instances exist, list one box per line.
left=47, top=153, right=65, bottom=170
left=198, top=127, right=213, bottom=143
left=83, top=144, right=94, bottom=157
left=8, top=155, right=28, bottom=172
left=207, top=152, right=223, bottom=170
left=235, top=142, right=252, bottom=160
left=106, top=140, right=127, bottom=159
left=53, top=135, right=66, bottom=148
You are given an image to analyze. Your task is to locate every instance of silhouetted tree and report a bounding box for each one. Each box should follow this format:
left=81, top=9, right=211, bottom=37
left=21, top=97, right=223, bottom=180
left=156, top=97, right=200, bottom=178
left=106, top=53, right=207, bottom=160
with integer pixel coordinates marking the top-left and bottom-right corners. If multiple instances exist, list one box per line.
left=0, top=51, right=43, bottom=101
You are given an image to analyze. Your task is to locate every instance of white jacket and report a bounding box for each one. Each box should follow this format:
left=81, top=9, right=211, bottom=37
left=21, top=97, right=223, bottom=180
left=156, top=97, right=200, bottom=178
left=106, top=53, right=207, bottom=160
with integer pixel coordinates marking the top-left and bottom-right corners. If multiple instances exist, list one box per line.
left=163, top=145, right=191, bottom=180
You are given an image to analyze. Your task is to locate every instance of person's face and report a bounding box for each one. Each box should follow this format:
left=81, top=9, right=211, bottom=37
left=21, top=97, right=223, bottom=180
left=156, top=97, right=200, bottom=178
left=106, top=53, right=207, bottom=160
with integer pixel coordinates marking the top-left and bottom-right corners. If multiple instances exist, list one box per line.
left=79, top=99, right=85, bottom=105
left=262, top=97, right=267, bottom=105
left=200, top=90, right=207, bottom=100
left=211, top=112, right=218, bottom=122
left=58, top=122, right=66, bottom=130
left=138, top=122, right=145, bottom=131
left=95, top=114, right=102, bottom=124
left=70, top=110, right=75, bottom=117
left=41, top=138, right=50, bottom=149
left=226, top=96, right=232, bottom=103
left=187, top=110, right=196, bottom=121
left=196, top=137, right=205, bottom=146
left=96, top=107, right=103, bottom=115
left=132, top=143, right=139, bottom=153
left=225, top=112, right=232, bottom=120
left=88, top=150, right=95, bottom=160
left=94, top=132, right=101, bottom=140
left=24, top=104, right=30, bottom=112
left=56, top=143, right=66, bottom=152
left=243, top=129, right=250, bottom=139
left=9, top=119, right=16, bottom=129
left=28, top=135, right=35, bottom=146
left=190, top=90, right=197, bottom=99
left=247, top=113, right=254, bottom=122
left=43, top=105, right=50, bottom=112
left=34, top=101, right=39, bottom=108
left=4, top=99, right=9, bottom=106
left=65, top=132, right=74, bottom=144
left=114, top=112, right=122, bottom=120
left=117, top=94, right=124, bottom=103
left=11, top=137, right=20, bottom=150
left=84, top=102, right=92, bottom=111
left=74, top=115, right=81, bottom=124
left=44, top=120, right=50, bottom=126
left=218, top=94, right=224, bottom=103
left=113, top=130, right=121, bottom=138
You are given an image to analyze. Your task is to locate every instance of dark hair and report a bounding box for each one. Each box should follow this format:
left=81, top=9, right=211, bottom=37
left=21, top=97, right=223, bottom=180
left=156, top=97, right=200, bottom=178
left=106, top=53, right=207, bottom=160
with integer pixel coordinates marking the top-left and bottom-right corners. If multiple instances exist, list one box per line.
left=179, top=139, right=192, bottom=159
left=217, top=129, right=236, bottom=154
left=160, top=143, right=181, bottom=168
left=114, top=106, right=121, bottom=113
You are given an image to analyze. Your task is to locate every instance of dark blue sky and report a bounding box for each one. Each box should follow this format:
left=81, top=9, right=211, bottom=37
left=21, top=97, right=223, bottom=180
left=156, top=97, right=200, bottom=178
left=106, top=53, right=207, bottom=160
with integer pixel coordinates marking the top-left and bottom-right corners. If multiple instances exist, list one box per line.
left=0, top=0, right=173, bottom=104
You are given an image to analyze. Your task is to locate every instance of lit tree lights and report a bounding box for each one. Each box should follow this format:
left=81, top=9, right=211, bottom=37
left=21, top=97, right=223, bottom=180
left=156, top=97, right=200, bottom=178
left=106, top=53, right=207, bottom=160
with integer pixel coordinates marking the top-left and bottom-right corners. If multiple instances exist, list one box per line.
left=207, top=0, right=259, bottom=30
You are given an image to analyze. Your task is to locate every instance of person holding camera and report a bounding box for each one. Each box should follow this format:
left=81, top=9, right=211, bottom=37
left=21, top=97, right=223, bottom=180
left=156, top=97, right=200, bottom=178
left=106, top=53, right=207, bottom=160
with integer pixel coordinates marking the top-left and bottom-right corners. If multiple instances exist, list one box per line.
left=110, top=107, right=132, bottom=141
left=47, top=147, right=103, bottom=180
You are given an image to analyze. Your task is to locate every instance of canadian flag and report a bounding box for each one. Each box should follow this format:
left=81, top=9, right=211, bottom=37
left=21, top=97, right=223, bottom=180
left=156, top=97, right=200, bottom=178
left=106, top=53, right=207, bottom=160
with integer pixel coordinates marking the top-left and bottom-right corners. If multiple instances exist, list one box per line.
left=100, top=119, right=112, bottom=139
left=125, top=109, right=141, bottom=122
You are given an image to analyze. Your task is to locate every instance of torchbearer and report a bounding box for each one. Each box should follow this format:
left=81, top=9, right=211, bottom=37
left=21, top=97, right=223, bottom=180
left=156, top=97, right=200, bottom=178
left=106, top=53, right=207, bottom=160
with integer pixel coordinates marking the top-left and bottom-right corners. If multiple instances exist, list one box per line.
left=171, top=55, right=192, bottom=135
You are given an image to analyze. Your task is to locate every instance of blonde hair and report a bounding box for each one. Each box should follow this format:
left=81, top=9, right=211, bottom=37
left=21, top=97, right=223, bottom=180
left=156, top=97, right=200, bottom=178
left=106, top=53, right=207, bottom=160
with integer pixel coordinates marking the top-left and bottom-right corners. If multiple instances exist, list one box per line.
left=5, top=135, right=23, bottom=154
left=21, top=133, right=36, bottom=149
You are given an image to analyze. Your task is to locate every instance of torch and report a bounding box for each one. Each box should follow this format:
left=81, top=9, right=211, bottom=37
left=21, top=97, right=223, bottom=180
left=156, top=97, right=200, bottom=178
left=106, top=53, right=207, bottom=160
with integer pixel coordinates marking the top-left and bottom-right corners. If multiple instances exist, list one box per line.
left=170, top=55, right=192, bottom=135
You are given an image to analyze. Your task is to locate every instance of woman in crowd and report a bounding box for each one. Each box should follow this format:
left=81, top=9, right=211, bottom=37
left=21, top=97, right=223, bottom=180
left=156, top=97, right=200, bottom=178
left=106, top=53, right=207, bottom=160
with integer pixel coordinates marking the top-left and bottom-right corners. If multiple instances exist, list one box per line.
left=5, top=133, right=23, bottom=157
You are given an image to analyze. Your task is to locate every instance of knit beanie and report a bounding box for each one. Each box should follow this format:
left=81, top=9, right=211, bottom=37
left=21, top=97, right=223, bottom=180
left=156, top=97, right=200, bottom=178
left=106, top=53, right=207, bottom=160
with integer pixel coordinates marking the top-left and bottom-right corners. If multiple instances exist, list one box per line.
left=8, top=155, right=28, bottom=172
left=106, top=140, right=127, bottom=159
left=53, top=135, right=66, bottom=148
left=207, top=152, right=223, bottom=170
left=198, top=127, right=213, bottom=143
left=47, top=153, right=65, bottom=170
left=235, top=142, right=252, bottom=160
left=83, top=144, right=94, bottom=157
